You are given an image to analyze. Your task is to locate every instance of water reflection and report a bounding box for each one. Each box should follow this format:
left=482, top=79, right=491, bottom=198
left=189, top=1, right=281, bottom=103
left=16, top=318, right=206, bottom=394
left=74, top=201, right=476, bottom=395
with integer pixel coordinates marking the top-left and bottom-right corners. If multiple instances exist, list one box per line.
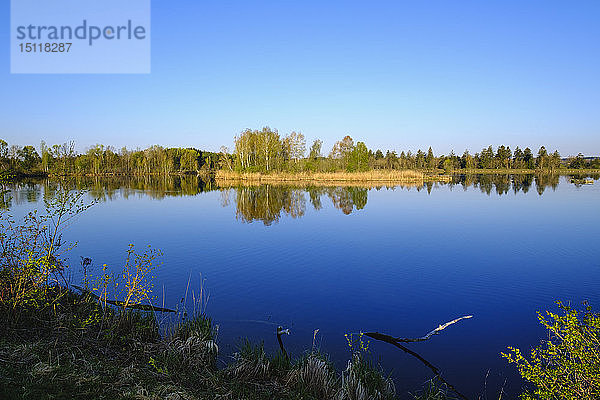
left=450, top=174, right=560, bottom=196
left=229, top=185, right=370, bottom=225
left=1, top=175, right=217, bottom=208
left=2, top=174, right=598, bottom=221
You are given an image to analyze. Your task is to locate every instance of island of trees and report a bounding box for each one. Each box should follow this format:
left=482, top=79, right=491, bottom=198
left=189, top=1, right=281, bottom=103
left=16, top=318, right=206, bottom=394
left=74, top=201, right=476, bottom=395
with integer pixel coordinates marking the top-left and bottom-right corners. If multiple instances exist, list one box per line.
left=1, top=128, right=599, bottom=178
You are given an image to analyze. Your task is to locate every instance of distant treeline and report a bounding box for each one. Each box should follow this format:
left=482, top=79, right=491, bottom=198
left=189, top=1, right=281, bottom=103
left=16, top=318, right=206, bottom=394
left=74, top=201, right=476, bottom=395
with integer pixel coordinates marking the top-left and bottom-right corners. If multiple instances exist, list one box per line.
left=1, top=130, right=599, bottom=176
left=231, top=127, right=599, bottom=173
left=0, top=140, right=221, bottom=176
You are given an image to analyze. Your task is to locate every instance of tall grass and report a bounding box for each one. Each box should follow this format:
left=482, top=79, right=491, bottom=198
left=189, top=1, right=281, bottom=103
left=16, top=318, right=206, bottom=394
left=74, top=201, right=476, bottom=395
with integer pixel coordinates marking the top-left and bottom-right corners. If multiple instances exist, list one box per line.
left=215, top=170, right=440, bottom=183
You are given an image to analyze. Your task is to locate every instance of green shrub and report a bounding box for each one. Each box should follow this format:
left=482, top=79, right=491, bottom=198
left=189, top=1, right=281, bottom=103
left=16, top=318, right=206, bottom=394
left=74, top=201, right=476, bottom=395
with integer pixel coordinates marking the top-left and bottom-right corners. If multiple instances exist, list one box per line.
left=503, top=301, right=600, bottom=399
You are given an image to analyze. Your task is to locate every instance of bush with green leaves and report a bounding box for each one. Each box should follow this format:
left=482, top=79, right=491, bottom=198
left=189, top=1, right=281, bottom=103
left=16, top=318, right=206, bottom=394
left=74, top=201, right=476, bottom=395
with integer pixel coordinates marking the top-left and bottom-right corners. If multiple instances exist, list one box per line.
left=502, top=301, right=600, bottom=399
left=0, top=186, right=93, bottom=316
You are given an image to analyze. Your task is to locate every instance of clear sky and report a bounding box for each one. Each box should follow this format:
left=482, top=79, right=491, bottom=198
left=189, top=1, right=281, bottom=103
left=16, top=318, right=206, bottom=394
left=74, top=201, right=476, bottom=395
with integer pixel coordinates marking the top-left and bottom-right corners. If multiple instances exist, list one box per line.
left=1, top=1, right=599, bottom=156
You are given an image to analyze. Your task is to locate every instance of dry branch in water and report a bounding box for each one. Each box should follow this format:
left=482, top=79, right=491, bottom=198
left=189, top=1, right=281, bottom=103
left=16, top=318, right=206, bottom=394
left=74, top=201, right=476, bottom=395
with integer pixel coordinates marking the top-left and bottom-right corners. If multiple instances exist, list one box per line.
left=363, top=315, right=473, bottom=400
left=375, top=315, right=473, bottom=343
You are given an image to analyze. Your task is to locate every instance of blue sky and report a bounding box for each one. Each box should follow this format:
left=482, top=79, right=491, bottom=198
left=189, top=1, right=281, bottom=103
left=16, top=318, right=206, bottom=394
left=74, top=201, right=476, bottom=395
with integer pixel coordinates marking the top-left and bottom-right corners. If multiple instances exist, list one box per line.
left=1, top=1, right=599, bottom=156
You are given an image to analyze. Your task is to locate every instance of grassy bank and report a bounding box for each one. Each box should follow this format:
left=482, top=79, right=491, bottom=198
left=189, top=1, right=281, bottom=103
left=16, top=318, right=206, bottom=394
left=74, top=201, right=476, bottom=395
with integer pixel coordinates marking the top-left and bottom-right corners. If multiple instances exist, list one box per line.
left=0, top=286, right=450, bottom=400
left=215, top=170, right=450, bottom=183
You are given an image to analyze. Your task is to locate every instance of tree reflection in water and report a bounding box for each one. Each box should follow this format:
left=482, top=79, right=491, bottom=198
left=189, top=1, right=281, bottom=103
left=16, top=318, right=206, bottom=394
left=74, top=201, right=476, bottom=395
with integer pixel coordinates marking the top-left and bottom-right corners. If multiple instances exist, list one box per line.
left=231, top=185, right=370, bottom=225
left=2, top=174, right=598, bottom=223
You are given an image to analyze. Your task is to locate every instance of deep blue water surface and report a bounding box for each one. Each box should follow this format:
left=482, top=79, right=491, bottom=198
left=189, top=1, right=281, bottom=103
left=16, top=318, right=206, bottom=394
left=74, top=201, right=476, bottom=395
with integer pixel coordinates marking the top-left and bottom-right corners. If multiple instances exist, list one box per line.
left=6, top=175, right=600, bottom=398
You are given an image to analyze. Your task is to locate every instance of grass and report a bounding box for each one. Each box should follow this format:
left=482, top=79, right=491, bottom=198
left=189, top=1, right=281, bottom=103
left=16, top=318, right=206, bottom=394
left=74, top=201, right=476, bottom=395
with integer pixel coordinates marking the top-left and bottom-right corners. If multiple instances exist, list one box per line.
left=0, top=285, right=397, bottom=400
left=0, top=285, right=468, bottom=400
left=216, top=168, right=600, bottom=184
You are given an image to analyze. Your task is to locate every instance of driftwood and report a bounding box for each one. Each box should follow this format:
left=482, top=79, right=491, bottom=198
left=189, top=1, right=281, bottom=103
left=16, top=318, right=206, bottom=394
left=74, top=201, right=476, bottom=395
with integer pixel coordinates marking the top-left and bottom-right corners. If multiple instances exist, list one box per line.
left=363, top=315, right=473, bottom=400
left=72, top=285, right=176, bottom=313
left=367, top=315, right=473, bottom=343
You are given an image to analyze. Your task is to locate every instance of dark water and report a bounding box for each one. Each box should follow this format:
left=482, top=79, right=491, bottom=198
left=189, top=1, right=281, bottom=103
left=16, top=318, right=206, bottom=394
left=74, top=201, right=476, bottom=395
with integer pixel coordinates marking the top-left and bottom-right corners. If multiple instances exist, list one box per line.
left=5, top=174, right=600, bottom=399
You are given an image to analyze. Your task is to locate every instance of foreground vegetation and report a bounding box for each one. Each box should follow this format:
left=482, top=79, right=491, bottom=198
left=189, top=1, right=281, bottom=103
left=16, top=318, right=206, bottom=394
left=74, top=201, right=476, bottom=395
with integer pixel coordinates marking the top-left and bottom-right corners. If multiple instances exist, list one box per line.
left=503, top=301, right=600, bottom=399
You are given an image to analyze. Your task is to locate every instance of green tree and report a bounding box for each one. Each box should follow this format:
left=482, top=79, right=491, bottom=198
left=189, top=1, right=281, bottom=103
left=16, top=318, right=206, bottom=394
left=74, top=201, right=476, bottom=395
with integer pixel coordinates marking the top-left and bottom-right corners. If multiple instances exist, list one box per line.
left=550, top=150, right=561, bottom=172
left=480, top=146, right=495, bottom=169
left=523, top=147, right=535, bottom=169
left=496, top=145, right=512, bottom=169
left=17, top=146, right=41, bottom=171
left=330, top=136, right=355, bottom=170
left=180, top=149, right=199, bottom=172
left=309, top=139, right=322, bottom=160
left=283, top=131, right=306, bottom=163
left=513, top=146, right=524, bottom=169
left=425, top=147, right=436, bottom=169
left=0, top=140, right=10, bottom=171
left=347, top=142, right=369, bottom=172
left=461, top=150, right=474, bottom=169
left=257, top=127, right=281, bottom=172
left=569, top=153, right=586, bottom=169
left=385, top=150, right=398, bottom=169
left=536, top=146, right=549, bottom=170
left=415, top=150, right=425, bottom=168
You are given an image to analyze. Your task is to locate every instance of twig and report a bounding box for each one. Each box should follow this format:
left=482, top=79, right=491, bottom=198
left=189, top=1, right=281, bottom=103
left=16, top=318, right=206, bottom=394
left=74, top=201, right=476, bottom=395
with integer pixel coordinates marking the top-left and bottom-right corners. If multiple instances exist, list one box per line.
left=394, top=315, right=473, bottom=343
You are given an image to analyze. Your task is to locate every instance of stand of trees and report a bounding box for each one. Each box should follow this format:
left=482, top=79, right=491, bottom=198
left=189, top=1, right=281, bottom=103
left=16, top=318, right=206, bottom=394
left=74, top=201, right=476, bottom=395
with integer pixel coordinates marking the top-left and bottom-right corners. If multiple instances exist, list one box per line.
left=1, top=132, right=599, bottom=177
left=232, top=129, right=373, bottom=173
left=0, top=139, right=220, bottom=176
left=230, top=128, right=598, bottom=173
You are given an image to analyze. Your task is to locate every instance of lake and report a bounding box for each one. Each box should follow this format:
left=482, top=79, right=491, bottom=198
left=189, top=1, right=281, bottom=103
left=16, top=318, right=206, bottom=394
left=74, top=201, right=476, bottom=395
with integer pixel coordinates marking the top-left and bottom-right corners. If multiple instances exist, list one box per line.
left=4, top=174, right=600, bottom=399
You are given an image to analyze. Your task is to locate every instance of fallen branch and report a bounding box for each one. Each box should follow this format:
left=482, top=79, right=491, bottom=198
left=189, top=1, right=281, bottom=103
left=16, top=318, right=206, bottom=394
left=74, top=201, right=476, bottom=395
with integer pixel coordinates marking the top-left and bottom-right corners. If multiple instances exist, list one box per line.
left=363, top=315, right=473, bottom=400
left=368, top=315, right=473, bottom=343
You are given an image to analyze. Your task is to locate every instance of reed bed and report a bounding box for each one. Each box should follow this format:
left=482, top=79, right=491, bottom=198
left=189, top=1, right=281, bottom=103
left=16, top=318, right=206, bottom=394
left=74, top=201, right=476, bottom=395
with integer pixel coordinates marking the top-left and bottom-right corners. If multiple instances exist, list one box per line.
left=216, top=170, right=449, bottom=183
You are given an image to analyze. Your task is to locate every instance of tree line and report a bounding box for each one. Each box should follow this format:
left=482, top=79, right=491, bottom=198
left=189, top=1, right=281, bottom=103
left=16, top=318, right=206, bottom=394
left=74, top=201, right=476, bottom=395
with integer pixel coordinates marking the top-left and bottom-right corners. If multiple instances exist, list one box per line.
left=231, top=127, right=599, bottom=173
left=1, top=131, right=599, bottom=176
left=0, top=139, right=221, bottom=176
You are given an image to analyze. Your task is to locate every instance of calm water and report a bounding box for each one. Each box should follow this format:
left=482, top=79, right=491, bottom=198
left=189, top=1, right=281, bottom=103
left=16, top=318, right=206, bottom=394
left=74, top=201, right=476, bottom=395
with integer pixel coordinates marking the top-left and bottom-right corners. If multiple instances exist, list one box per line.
left=5, top=174, right=600, bottom=399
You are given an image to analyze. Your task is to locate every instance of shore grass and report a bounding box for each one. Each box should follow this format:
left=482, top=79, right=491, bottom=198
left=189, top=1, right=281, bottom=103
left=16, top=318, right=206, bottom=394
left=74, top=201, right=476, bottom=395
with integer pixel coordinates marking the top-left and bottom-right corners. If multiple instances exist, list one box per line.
left=215, top=170, right=451, bottom=183
left=0, top=286, right=458, bottom=400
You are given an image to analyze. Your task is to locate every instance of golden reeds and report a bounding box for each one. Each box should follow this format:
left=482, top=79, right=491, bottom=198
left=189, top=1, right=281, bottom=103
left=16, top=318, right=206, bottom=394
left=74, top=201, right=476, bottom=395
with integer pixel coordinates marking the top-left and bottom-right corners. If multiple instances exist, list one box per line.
left=215, top=170, right=449, bottom=184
